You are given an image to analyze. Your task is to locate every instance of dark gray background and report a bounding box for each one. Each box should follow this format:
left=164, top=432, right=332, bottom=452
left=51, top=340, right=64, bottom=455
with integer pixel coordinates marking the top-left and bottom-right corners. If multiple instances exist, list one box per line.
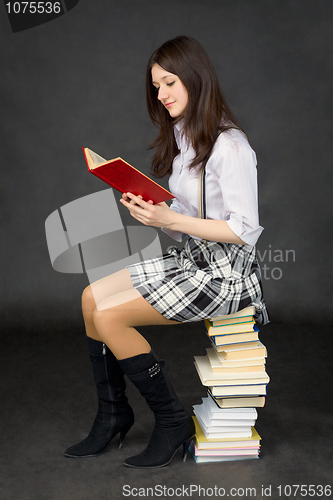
left=1, top=0, right=332, bottom=327
left=1, top=2, right=333, bottom=498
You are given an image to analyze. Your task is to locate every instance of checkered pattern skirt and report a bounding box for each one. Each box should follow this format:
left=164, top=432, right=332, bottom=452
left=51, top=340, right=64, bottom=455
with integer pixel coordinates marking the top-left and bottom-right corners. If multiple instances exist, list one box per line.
left=127, top=236, right=269, bottom=324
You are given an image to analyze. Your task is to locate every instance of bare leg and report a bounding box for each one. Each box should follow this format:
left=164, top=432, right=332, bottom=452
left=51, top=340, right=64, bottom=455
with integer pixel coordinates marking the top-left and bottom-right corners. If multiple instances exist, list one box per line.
left=82, top=268, right=134, bottom=341
left=92, top=294, right=180, bottom=359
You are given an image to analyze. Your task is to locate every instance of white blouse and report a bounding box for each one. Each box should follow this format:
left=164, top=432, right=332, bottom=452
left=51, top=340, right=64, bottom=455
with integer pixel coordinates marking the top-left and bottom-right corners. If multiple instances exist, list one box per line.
left=162, top=122, right=264, bottom=246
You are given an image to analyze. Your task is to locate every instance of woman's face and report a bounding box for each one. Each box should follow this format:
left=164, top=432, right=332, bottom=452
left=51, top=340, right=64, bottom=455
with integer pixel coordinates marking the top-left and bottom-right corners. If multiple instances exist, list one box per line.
left=151, top=63, right=188, bottom=118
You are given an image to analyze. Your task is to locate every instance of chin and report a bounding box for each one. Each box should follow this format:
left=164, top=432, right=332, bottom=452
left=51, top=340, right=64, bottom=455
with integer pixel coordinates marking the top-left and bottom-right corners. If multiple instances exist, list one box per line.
left=169, top=109, right=181, bottom=118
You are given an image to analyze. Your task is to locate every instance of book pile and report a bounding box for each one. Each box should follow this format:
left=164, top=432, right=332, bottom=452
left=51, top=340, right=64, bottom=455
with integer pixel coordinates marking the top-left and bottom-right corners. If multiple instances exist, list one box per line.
left=191, top=306, right=269, bottom=463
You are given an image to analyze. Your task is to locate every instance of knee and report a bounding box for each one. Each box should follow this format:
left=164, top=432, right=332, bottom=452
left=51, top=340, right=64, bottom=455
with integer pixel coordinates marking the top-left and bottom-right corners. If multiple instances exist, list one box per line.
left=81, top=285, right=96, bottom=314
left=92, top=308, right=110, bottom=334
left=92, top=307, right=124, bottom=332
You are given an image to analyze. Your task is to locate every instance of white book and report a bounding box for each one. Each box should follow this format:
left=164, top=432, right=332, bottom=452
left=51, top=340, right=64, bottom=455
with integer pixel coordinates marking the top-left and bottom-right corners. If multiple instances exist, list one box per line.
left=194, top=445, right=260, bottom=457
left=194, top=395, right=258, bottom=419
left=196, top=415, right=253, bottom=440
left=193, top=404, right=256, bottom=428
left=203, top=394, right=258, bottom=420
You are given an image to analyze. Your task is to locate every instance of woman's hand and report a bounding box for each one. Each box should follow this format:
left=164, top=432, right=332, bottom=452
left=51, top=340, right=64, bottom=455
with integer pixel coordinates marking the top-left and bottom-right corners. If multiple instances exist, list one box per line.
left=120, top=192, right=174, bottom=228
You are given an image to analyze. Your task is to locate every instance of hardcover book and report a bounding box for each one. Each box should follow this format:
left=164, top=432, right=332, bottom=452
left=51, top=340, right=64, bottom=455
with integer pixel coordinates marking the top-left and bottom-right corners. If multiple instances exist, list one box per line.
left=193, top=417, right=262, bottom=449
left=83, top=147, right=175, bottom=204
left=209, top=306, right=255, bottom=326
left=205, top=319, right=259, bottom=337
left=209, top=393, right=266, bottom=408
left=206, top=348, right=266, bottom=373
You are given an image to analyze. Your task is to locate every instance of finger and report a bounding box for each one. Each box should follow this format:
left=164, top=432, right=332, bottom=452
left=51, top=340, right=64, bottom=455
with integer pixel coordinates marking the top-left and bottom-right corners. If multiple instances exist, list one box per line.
left=129, top=194, right=143, bottom=205
left=120, top=194, right=141, bottom=206
left=126, top=192, right=149, bottom=208
left=121, top=193, right=132, bottom=203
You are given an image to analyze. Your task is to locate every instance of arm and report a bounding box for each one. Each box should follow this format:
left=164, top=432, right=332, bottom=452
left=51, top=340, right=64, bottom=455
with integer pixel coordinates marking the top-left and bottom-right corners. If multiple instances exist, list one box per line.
left=165, top=211, right=246, bottom=244
left=120, top=193, right=246, bottom=245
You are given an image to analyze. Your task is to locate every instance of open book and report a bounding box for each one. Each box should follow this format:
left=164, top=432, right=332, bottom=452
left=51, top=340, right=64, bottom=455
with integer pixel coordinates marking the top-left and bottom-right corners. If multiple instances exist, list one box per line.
left=83, top=147, right=175, bottom=204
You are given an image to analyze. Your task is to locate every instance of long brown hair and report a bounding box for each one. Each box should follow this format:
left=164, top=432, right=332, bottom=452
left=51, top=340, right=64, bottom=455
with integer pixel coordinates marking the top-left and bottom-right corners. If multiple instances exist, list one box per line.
left=146, top=36, right=243, bottom=178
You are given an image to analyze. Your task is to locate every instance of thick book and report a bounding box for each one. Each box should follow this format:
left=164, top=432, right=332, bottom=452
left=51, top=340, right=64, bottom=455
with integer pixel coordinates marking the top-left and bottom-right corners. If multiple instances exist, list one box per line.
left=195, top=415, right=253, bottom=439
left=209, top=393, right=266, bottom=408
left=206, top=348, right=265, bottom=373
left=83, top=147, right=175, bottom=204
left=209, top=348, right=266, bottom=367
left=193, top=409, right=257, bottom=428
left=193, top=398, right=257, bottom=428
left=201, top=394, right=258, bottom=419
left=192, top=417, right=261, bottom=449
left=194, top=355, right=270, bottom=383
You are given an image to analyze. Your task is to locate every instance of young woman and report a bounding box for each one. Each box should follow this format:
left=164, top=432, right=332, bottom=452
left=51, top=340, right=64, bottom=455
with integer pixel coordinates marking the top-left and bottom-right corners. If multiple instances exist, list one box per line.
left=64, top=36, right=269, bottom=468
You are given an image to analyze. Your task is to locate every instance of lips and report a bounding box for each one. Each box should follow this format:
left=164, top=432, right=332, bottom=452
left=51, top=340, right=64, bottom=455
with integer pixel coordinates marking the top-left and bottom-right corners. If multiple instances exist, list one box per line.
left=165, top=101, right=175, bottom=108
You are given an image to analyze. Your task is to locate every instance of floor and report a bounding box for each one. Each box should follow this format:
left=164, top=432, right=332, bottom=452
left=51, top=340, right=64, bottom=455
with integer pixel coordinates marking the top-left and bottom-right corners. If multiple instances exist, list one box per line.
left=1, top=320, right=332, bottom=500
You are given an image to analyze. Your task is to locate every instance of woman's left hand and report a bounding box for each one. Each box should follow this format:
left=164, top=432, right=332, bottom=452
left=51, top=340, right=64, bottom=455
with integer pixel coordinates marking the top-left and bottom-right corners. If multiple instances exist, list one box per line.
left=120, top=192, right=174, bottom=228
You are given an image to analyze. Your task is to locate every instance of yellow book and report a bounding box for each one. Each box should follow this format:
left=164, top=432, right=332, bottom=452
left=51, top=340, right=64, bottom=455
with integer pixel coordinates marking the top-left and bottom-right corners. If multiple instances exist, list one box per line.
left=207, top=348, right=266, bottom=373
left=214, top=341, right=267, bottom=360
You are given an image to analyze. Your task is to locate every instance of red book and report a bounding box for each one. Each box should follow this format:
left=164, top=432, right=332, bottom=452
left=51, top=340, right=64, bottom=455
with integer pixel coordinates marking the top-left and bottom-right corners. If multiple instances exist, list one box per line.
left=83, top=147, right=175, bottom=204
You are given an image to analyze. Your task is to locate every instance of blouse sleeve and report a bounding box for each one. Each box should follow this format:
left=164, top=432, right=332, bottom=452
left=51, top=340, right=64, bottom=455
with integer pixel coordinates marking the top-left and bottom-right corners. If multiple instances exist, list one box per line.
left=161, top=198, right=184, bottom=242
left=213, top=135, right=264, bottom=246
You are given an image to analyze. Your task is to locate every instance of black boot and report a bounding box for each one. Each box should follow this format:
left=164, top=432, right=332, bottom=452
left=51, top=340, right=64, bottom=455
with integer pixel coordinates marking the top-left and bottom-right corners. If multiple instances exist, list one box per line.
left=118, top=349, right=195, bottom=468
left=64, top=337, right=134, bottom=458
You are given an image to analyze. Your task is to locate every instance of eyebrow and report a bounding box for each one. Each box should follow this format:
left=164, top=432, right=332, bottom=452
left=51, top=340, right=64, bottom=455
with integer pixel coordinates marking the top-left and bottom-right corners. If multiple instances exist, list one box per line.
left=152, top=75, right=175, bottom=85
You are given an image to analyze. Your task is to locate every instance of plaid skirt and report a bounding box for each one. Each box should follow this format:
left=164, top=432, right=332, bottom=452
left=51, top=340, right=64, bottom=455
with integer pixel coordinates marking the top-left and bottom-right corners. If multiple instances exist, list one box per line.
left=127, top=236, right=269, bottom=324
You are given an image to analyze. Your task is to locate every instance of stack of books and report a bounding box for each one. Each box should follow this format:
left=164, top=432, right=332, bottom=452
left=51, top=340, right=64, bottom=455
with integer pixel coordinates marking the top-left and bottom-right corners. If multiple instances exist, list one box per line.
left=191, top=306, right=269, bottom=463
left=190, top=399, right=261, bottom=463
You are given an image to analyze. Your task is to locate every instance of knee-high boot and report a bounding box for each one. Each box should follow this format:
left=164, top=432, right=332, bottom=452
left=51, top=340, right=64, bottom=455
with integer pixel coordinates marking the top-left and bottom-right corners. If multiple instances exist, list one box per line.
left=118, top=349, right=195, bottom=468
left=64, top=337, right=134, bottom=458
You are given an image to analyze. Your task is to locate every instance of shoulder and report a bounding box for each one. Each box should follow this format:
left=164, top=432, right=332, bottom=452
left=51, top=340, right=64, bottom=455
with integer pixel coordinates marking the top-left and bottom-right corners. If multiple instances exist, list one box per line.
left=216, top=128, right=254, bottom=151
left=208, top=129, right=257, bottom=176
left=211, top=129, right=256, bottom=163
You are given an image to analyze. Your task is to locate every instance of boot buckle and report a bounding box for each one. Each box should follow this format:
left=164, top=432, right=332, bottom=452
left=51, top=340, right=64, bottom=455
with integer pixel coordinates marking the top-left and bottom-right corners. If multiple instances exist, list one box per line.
left=148, top=363, right=161, bottom=377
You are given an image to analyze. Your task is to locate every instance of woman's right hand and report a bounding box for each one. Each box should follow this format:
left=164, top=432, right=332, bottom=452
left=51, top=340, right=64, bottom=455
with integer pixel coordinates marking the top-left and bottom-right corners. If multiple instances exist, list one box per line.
left=121, top=193, right=154, bottom=205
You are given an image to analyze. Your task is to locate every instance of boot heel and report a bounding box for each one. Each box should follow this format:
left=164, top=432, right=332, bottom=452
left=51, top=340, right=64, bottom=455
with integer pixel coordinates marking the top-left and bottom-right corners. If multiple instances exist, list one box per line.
left=182, top=437, right=193, bottom=462
left=118, top=424, right=132, bottom=449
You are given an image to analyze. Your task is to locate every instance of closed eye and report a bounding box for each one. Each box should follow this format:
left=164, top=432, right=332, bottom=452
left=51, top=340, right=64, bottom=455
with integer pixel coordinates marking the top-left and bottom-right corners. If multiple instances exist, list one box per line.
left=167, top=81, right=175, bottom=87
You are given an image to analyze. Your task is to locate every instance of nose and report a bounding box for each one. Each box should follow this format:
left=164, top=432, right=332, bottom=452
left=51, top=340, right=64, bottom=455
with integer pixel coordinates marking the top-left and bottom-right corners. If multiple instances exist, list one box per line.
left=157, top=86, right=168, bottom=101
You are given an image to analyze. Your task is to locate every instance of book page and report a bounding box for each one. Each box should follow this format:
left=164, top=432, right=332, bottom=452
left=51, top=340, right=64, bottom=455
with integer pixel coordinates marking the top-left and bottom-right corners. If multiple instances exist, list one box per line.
left=87, top=149, right=107, bottom=169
